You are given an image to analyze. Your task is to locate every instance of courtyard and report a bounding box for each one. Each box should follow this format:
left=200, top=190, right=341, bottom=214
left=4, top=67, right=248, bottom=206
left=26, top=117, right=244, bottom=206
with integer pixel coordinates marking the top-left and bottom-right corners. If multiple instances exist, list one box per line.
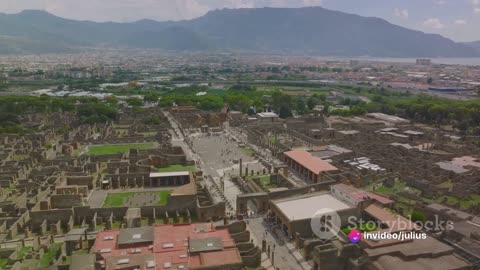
left=87, top=142, right=157, bottom=155
left=157, top=164, right=195, bottom=173
left=189, top=132, right=267, bottom=211
left=102, top=190, right=171, bottom=207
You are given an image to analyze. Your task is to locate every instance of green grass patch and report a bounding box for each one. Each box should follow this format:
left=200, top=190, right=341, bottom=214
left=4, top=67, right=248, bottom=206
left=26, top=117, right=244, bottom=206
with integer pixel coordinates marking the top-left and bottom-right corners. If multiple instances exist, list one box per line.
left=0, top=258, right=8, bottom=269
left=157, top=164, right=195, bottom=173
left=436, top=180, right=453, bottom=189
left=17, top=246, right=30, bottom=259
left=368, top=180, right=479, bottom=210
left=436, top=194, right=480, bottom=209
left=368, top=181, right=421, bottom=196
left=39, top=243, right=62, bottom=268
left=248, top=175, right=278, bottom=190
left=112, top=221, right=123, bottom=229
left=342, top=223, right=378, bottom=235
left=242, top=147, right=254, bottom=157
left=88, top=143, right=156, bottom=155
left=103, top=191, right=171, bottom=207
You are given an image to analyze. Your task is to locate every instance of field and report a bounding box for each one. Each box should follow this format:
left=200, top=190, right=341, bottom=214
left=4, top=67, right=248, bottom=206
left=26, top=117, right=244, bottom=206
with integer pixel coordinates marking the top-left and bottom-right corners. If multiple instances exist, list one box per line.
left=103, top=191, right=171, bottom=207
left=88, top=143, right=156, bottom=155
left=157, top=164, right=195, bottom=173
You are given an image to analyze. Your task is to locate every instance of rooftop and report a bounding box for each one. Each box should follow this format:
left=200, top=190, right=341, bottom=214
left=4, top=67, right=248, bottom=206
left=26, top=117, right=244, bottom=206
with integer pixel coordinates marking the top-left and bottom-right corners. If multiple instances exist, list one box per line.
left=284, top=149, right=338, bottom=175
left=257, top=112, right=279, bottom=118
left=189, top=237, right=224, bottom=253
left=331, top=184, right=393, bottom=205
left=93, top=223, right=241, bottom=270
left=117, top=226, right=154, bottom=246
left=149, top=171, right=190, bottom=178
left=370, top=253, right=470, bottom=270
left=273, top=192, right=352, bottom=221
left=71, top=254, right=96, bottom=270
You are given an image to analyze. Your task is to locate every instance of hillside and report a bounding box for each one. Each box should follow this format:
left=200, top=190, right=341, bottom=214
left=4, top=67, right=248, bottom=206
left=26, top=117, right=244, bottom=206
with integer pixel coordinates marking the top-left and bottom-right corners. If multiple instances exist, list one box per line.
left=0, top=8, right=477, bottom=57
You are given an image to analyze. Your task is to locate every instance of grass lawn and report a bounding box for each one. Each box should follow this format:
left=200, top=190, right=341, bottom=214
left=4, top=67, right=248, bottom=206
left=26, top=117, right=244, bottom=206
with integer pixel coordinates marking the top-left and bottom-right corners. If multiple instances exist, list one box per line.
left=157, top=164, right=195, bottom=173
left=103, top=191, right=171, bottom=207
left=88, top=143, right=156, bottom=155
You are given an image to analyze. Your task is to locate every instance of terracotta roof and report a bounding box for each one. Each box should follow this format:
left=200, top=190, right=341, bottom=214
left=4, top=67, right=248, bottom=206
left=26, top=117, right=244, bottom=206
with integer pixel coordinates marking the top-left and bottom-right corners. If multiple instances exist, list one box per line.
left=284, top=150, right=338, bottom=175
left=93, top=223, right=242, bottom=270
left=190, top=249, right=242, bottom=269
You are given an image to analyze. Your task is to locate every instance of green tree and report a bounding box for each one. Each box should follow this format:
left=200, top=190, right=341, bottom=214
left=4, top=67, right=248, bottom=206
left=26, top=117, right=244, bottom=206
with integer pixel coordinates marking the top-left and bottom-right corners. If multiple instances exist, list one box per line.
left=410, top=211, right=426, bottom=223
left=295, top=98, right=307, bottom=115
left=307, top=96, right=318, bottom=110
left=144, top=93, right=160, bottom=103
left=127, top=98, right=143, bottom=107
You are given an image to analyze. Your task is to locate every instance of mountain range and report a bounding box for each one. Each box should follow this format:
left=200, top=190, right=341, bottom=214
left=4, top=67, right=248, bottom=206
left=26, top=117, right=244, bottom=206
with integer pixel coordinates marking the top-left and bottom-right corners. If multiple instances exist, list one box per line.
left=463, top=41, right=480, bottom=54
left=0, top=7, right=478, bottom=57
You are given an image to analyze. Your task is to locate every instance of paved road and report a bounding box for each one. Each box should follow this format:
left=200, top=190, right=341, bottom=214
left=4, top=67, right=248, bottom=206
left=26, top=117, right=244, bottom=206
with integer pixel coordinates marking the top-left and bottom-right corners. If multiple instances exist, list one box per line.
left=248, top=217, right=312, bottom=270
left=163, top=110, right=234, bottom=210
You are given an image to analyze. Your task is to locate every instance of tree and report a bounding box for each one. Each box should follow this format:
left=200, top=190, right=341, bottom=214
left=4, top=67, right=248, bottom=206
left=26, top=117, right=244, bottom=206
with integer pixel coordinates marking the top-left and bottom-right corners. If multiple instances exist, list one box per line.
left=279, top=105, right=293, bottom=119
left=307, top=96, right=318, bottom=110
left=127, top=98, right=143, bottom=107
left=144, top=116, right=161, bottom=125
left=105, top=96, right=118, bottom=106
left=197, top=95, right=223, bottom=111
left=144, top=93, right=160, bottom=103
left=410, top=210, right=426, bottom=223
left=295, top=98, right=306, bottom=115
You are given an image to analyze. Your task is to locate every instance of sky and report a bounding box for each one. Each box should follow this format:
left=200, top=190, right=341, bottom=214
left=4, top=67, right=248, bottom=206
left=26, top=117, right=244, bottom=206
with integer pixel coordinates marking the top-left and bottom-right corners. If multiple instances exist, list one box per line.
left=0, top=0, right=479, bottom=42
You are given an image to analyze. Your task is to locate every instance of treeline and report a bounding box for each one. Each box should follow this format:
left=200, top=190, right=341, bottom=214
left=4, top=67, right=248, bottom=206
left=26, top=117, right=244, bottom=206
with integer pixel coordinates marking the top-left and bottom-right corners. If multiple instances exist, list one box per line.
left=158, top=85, right=331, bottom=118
left=364, top=94, right=480, bottom=135
left=158, top=85, right=224, bottom=111
left=0, top=96, right=119, bottom=134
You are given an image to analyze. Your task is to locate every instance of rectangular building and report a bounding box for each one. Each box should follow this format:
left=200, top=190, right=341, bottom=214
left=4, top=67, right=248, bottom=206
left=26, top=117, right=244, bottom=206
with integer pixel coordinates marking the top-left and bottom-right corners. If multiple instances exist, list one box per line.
left=270, top=192, right=357, bottom=237
left=284, top=150, right=338, bottom=183
left=92, top=223, right=243, bottom=270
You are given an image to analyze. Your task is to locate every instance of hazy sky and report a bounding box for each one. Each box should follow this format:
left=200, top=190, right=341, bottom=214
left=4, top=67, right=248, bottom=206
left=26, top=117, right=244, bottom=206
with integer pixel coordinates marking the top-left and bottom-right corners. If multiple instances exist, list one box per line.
left=0, top=0, right=479, bottom=42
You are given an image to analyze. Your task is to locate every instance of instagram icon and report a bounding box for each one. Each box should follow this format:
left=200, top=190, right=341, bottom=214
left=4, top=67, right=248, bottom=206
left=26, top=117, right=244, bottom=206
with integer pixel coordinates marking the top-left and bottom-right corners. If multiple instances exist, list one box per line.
left=348, top=229, right=362, bottom=243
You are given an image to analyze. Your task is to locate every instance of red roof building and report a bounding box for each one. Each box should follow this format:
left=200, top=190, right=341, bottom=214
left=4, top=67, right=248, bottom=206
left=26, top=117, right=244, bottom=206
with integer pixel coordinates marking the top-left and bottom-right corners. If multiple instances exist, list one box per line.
left=92, top=223, right=243, bottom=270
left=284, top=150, right=338, bottom=183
